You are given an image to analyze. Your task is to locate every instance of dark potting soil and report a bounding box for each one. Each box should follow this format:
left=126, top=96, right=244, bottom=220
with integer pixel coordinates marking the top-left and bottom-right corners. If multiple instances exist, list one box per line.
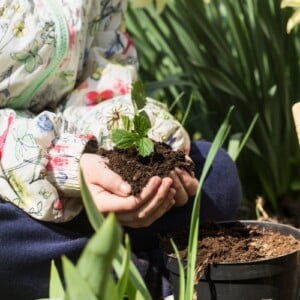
left=161, top=221, right=300, bottom=280
left=97, top=142, right=195, bottom=195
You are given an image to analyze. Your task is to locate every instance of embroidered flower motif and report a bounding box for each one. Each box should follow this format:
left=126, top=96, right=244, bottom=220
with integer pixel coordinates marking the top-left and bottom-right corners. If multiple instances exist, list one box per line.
left=114, top=79, right=130, bottom=95
left=68, top=26, right=76, bottom=49
left=11, top=40, right=43, bottom=73
left=107, top=105, right=130, bottom=130
left=52, top=144, right=69, bottom=153
left=13, top=20, right=26, bottom=37
left=0, top=7, right=6, bottom=17
left=57, top=171, right=68, bottom=185
left=91, top=67, right=104, bottom=80
left=9, top=170, right=30, bottom=205
left=85, top=89, right=114, bottom=105
left=36, top=114, right=54, bottom=132
left=53, top=198, right=64, bottom=212
left=39, top=188, right=52, bottom=200
left=41, top=21, right=56, bottom=44
left=122, top=32, right=135, bottom=55
left=13, top=3, right=21, bottom=12
left=0, top=113, right=14, bottom=159
left=46, top=156, right=69, bottom=171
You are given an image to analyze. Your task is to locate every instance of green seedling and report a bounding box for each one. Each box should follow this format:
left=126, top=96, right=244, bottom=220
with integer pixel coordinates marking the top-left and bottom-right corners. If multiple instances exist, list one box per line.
left=111, top=81, right=154, bottom=157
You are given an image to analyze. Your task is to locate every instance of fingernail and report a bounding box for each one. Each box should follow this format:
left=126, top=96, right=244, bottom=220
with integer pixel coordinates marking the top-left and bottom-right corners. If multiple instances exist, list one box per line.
left=120, top=182, right=131, bottom=194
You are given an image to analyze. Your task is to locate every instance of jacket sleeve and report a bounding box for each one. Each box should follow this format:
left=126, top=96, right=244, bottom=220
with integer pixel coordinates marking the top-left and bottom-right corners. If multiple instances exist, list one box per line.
left=0, top=108, right=97, bottom=222
left=0, top=0, right=136, bottom=223
left=62, top=0, right=190, bottom=153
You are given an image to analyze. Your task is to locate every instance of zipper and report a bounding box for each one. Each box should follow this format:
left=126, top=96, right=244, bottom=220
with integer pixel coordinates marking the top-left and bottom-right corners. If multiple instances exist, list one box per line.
left=11, top=0, right=69, bottom=109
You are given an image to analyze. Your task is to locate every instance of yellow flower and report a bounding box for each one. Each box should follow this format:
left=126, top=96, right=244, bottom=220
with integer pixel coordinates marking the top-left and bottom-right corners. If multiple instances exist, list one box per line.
left=13, top=20, right=26, bottom=37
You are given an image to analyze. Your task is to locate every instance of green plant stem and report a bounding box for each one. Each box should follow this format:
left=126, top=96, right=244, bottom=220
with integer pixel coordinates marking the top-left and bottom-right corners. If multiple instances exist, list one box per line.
left=185, top=107, right=233, bottom=300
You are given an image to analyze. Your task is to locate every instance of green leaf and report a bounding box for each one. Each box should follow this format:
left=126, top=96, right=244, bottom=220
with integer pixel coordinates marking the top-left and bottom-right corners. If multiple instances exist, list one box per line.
left=113, top=247, right=151, bottom=300
left=117, top=234, right=131, bottom=298
left=228, top=113, right=259, bottom=162
left=170, top=239, right=185, bottom=300
left=77, top=214, right=121, bottom=299
left=31, top=40, right=40, bottom=54
left=137, top=137, right=154, bottom=157
left=192, top=65, right=247, bottom=101
left=11, top=51, right=31, bottom=62
left=131, top=80, right=147, bottom=112
left=227, top=133, right=242, bottom=161
left=25, top=56, right=36, bottom=73
left=111, top=129, right=139, bottom=149
left=185, top=107, right=233, bottom=300
left=62, top=256, right=97, bottom=300
left=49, top=260, right=64, bottom=298
left=103, top=277, right=119, bottom=300
left=133, top=115, right=151, bottom=137
left=121, top=115, right=132, bottom=131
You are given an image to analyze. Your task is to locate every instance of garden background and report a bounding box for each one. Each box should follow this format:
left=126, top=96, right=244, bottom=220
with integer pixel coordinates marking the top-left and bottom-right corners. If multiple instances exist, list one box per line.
left=126, top=0, right=300, bottom=225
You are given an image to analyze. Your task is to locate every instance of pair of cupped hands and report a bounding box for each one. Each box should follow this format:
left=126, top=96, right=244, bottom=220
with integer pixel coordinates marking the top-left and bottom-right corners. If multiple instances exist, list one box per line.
left=80, top=153, right=199, bottom=228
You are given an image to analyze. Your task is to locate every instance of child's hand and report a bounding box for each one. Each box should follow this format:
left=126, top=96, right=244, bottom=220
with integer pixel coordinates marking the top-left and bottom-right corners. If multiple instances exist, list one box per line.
left=169, top=156, right=199, bottom=207
left=80, top=153, right=176, bottom=228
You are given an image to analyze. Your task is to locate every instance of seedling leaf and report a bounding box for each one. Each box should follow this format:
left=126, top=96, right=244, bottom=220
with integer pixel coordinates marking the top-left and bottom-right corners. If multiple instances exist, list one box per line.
left=134, top=115, right=151, bottom=137
left=111, top=80, right=154, bottom=157
left=121, top=115, right=132, bottom=131
left=111, top=129, right=139, bottom=149
left=137, top=137, right=154, bottom=157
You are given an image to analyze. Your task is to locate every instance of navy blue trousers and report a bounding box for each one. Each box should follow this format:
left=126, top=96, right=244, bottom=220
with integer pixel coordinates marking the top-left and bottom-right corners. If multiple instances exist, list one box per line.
left=0, top=141, right=242, bottom=299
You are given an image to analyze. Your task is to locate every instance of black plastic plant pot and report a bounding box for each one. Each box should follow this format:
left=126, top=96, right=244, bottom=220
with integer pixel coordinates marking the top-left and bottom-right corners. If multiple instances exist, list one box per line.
left=164, top=221, right=300, bottom=300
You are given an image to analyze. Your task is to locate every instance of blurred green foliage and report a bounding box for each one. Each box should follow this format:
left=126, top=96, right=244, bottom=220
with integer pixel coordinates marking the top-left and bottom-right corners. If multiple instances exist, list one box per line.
left=126, top=0, right=300, bottom=212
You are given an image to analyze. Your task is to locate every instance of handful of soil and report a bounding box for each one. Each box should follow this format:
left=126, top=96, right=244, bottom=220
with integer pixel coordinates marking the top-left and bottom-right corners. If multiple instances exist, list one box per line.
left=97, top=142, right=195, bottom=195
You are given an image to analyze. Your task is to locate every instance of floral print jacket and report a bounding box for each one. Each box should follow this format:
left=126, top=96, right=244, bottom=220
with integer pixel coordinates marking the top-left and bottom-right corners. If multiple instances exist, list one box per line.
left=0, top=0, right=190, bottom=222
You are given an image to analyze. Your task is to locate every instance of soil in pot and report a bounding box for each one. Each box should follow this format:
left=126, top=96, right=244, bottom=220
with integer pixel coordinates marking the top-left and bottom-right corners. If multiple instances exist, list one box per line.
left=161, top=221, right=300, bottom=300
left=162, top=221, right=300, bottom=272
left=97, top=141, right=195, bottom=195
